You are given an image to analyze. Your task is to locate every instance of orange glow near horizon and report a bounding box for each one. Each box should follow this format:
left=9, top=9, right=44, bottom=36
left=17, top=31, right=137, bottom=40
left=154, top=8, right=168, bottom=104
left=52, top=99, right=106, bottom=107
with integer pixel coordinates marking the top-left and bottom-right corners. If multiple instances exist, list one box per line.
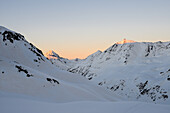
left=42, top=39, right=170, bottom=59
left=43, top=47, right=104, bottom=59
left=43, top=50, right=94, bottom=59
left=44, top=49, right=94, bottom=59
left=116, top=39, right=136, bottom=44
left=1, top=0, right=170, bottom=60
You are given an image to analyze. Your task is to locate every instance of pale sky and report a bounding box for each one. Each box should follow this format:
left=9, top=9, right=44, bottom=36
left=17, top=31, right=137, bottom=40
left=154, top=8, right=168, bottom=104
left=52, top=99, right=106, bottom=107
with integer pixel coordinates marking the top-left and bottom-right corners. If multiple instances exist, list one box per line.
left=0, top=0, right=170, bottom=59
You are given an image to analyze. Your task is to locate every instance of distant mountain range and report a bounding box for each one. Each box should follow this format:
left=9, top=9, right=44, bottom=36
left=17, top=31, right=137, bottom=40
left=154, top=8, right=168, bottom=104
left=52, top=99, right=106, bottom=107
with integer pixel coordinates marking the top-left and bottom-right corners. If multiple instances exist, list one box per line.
left=46, top=38, right=170, bottom=104
left=0, top=26, right=170, bottom=105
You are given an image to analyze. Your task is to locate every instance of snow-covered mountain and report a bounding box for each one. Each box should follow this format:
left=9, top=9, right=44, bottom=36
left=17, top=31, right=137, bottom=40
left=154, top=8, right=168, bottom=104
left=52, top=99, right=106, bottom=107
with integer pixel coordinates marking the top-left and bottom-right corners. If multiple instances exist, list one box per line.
left=0, top=26, right=170, bottom=113
left=68, top=40, right=170, bottom=104
left=45, top=50, right=61, bottom=59
left=0, top=26, right=117, bottom=102
left=45, top=50, right=82, bottom=70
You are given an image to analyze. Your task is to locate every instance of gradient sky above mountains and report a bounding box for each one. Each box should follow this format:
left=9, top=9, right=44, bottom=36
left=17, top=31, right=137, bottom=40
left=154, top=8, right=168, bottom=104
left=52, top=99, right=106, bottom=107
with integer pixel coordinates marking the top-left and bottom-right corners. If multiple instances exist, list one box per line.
left=0, top=0, right=170, bottom=59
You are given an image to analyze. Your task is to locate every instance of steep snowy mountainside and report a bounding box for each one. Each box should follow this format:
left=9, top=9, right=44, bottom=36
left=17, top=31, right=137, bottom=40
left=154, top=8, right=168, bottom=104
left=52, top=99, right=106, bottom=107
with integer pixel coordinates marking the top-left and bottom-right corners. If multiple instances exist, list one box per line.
left=69, top=41, right=170, bottom=79
left=0, top=26, right=117, bottom=102
left=68, top=40, right=170, bottom=104
left=0, top=26, right=50, bottom=73
left=45, top=50, right=82, bottom=70
left=0, top=26, right=79, bottom=77
left=85, top=50, right=102, bottom=62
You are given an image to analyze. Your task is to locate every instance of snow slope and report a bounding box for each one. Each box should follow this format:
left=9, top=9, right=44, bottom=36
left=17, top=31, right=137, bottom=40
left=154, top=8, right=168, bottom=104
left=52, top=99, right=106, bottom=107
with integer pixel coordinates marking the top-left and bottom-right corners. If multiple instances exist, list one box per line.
left=0, top=26, right=117, bottom=102
left=0, top=91, right=170, bottom=113
left=68, top=40, right=170, bottom=104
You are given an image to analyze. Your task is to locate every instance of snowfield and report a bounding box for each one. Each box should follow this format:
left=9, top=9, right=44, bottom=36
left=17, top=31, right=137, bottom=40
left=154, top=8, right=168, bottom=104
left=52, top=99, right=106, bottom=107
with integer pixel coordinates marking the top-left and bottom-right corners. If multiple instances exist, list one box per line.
left=0, top=26, right=170, bottom=113
left=0, top=91, right=170, bottom=113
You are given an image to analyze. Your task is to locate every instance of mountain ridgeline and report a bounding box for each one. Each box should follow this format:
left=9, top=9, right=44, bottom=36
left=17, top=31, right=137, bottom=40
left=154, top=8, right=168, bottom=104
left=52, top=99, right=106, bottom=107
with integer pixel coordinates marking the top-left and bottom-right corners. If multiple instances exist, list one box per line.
left=66, top=40, right=170, bottom=103
left=0, top=26, right=170, bottom=104
left=46, top=39, right=170, bottom=104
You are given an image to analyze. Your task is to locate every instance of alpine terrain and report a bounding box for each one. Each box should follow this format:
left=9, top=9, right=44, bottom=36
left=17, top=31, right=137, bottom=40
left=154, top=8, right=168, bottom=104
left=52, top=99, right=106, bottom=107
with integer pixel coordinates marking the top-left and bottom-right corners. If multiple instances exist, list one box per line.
left=68, top=39, right=170, bottom=104
left=0, top=26, right=170, bottom=113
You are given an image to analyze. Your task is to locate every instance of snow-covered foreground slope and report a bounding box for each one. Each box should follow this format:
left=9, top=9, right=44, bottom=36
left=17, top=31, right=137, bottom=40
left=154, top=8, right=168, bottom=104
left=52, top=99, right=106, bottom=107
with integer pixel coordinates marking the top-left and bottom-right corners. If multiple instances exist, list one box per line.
left=0, top=57, right=118, bottom=102
left=68, top=41, right=170, bottom=104
left=0, top=92, right=170, bottom=113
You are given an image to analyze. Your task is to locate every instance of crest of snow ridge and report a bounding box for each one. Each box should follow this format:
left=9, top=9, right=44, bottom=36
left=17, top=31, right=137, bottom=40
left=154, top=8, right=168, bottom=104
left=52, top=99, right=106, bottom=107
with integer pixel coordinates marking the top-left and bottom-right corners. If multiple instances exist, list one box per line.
left=0, top=26, right=45, bottom=62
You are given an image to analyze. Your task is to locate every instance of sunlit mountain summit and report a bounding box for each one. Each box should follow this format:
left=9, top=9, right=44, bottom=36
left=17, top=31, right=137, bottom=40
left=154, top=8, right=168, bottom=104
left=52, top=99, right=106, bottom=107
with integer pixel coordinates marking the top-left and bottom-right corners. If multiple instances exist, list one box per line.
left=116, top=38, right=136, bottom=44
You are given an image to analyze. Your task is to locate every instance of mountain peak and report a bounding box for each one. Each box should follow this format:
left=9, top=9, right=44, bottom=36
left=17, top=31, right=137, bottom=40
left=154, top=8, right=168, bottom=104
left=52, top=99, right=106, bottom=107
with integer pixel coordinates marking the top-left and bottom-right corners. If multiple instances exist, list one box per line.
left=116, top=39, right=136, bottom=44
left=45, top=50, right=61, bottom=59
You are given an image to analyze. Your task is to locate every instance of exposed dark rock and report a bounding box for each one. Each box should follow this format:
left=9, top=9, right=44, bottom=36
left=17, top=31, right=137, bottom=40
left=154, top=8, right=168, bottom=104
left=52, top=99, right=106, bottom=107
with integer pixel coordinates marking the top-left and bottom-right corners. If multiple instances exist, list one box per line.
left=46, top=78, right=52, bottom=82
left=2, top=31, right=25, bottom=43
left=27, top=74, right=33, bottom=77
left=68, top=66, right=79, bottom=73
left=29, top=48, right=43, bottom=59
left=34, top=59, right=38, bottom=62
left=160, top=72, right=164, bottom=74
left=98, top=82, right=103, bottom=86
left=88, top=77, right=92, bottom=80
left=15, top=65, right=33, bottom=77
left=145, top=45, right=151, bottom=57
left=137, top=81, right=148, bottom=92
left=52, top=79, right=60, bottom=84
left=162, top=94, right=168, bottom=99
left=110, top=80, right=125, bottom=91
left=46, top=78, right=59, bottom=84
left=36, top=48, right=43, bottom=56
left=110, top=85, right=120, bottom=91
left=15, top=65, right=28, bottom=74
left=136, top=81, right=168, bottom=101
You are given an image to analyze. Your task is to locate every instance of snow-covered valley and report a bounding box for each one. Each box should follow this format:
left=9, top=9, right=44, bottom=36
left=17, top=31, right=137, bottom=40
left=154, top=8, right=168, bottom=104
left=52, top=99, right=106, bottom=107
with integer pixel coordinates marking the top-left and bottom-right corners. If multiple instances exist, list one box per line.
left=0, top=26, right=170, bottom=113
left=1, top=91, right=170, bottom=113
